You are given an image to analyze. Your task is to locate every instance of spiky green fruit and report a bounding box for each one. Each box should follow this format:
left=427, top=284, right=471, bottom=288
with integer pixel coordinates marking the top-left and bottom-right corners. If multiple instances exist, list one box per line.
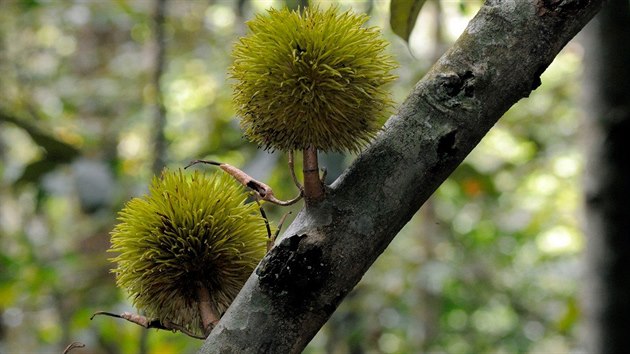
left=231, top=6, right=397, bottom=153
left=109, top=169, right=267, bottom=336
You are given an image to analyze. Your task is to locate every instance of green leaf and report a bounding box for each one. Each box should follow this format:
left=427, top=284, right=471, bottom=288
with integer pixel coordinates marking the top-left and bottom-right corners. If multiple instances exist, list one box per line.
left=113, top=0, right=143, bottom=20
left=19, top=0, right=41, bottom=10
left=389, top=0, right=427, bottom=43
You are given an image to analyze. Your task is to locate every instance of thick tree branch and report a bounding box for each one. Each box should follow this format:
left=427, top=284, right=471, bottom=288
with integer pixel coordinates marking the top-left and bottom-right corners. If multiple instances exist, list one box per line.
left=200, top=1, right=604, bottom=353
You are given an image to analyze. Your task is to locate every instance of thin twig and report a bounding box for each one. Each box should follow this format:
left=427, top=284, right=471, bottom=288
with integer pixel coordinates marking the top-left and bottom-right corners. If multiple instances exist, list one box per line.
left=91, top=311, right=156, bottom=328
left=302, top=146, right=325, bottom=202
left=62, top=342, right=85, bottom=354
left=186, top=160, right=303, bottom=206
left=91, top=311, right=206, bottom=340
left=163, top=321, right=207, bottom=340
left=265, top=211, right=292, bottom=251
left=255, top=199, right=273, bottom=241
left=271, top=212, right=291, bottom=248
left=288, top=151, right=303, bottom=190
left=196, top=284, right=219, bottom=337
left=255, top=198, right=292, bottom=250
left=276, top=212, right=291, bottom=235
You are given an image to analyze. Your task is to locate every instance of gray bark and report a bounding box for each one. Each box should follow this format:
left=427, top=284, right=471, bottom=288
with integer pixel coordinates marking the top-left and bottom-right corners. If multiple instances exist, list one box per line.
left=199, top=1, right=604, bottom=353
left=582, top=0, right=630, bottom=352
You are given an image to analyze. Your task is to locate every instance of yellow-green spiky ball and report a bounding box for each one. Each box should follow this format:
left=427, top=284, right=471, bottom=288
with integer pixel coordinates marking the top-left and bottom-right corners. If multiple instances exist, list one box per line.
left=109, top=169, right=268, bottom=336
left=231, top=6, right=397, bottom=153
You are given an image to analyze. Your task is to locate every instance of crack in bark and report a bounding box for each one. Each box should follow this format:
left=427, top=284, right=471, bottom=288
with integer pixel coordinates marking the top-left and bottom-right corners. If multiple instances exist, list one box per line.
left=257, top=234, right=329, bottom=307
left=438, top=71, right=476, bottom=98
left=441, top=70, right=476, bottom=97
left=537, top=0, right=590, bottom=16
left=429, top=70, right=479, bottom=112
left=437, top=130, right=458, bottom=157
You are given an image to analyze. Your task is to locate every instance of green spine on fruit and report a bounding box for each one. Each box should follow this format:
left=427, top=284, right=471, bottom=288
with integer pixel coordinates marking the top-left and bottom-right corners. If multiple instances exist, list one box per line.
left=109, top=169, right=267, bottom=336
left=231, top=6, right=397, bottom=153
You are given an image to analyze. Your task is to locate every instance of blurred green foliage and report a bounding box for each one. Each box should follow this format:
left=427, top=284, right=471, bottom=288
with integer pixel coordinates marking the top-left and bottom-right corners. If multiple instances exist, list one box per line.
left=0, top=0, right=584, bottom=353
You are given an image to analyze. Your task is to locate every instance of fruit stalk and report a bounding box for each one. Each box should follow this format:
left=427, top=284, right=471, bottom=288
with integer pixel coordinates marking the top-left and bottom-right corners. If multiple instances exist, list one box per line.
left=302, top=145, right=324, bottom=203
left=197, top=284, right=219, bottom=336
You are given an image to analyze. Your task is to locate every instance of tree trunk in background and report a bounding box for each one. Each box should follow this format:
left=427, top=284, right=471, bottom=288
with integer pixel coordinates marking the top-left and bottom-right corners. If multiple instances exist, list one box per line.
left=151, top=0, right=168, bottom=174
left=582, top=0, right=630, bottom=352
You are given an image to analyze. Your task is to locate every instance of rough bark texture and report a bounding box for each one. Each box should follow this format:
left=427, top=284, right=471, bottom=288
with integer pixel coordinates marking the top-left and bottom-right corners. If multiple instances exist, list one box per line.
left=582, top=0, right=630, bottom=352
left=199, top=1, right=604, bottom=353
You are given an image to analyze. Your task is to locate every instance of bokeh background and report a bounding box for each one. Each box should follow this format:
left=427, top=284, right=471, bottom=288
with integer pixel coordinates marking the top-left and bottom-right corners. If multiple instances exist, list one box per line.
left=0, top=0, right=588, bottom=353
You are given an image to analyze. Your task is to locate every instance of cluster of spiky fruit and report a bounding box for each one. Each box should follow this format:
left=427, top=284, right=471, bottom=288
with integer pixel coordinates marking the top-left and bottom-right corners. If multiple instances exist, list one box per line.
left=108, top=5, right=396, bottom=336
left=231, top=6, right=397, bottom=153
left=109, top=170, right=268, bottom=336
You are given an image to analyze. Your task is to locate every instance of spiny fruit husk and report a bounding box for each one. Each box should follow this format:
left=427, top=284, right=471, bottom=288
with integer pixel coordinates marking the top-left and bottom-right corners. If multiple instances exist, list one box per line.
left=109, top=169, right=268, bottom=336
left=231, top=6, right=397, bottom=153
